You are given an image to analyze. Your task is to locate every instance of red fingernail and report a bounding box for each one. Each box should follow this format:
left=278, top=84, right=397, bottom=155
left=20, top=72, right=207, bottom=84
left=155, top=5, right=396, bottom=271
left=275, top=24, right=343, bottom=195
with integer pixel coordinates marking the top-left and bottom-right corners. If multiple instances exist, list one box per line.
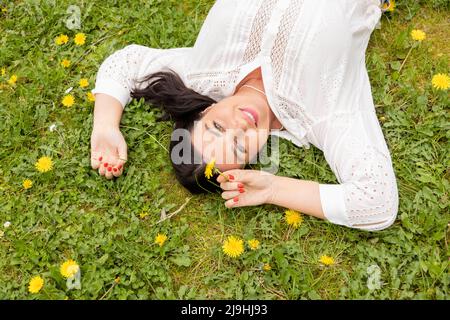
left=99, top=156, right=103, bottom=161
left=104, top=163, right=108, bottom=167
left=238, top=183, right=244, bottom=188
left=113, top=168, right=117, bottom=172
left=107, top=167, right=112, bottom=172
left=118, top=165, right=122, bottom=170
left=228, top=174, right=234, bottom=181
left=239, top=188, right=245, bottom=193
left=233, top=197, right=239, bottom=202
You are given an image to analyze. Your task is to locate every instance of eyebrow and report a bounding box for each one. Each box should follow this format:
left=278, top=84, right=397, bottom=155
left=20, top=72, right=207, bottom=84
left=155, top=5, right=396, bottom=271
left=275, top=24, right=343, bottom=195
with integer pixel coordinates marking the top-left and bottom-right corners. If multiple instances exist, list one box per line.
left=204, top=122, right=239, bottom=159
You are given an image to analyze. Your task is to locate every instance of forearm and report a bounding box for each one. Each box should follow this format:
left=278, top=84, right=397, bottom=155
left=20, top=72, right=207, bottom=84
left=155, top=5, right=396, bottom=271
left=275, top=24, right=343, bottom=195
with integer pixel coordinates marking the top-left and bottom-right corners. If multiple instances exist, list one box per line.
left=268, top=176, right=325, bottom=220
left=93, top=93, right=123, bottom=130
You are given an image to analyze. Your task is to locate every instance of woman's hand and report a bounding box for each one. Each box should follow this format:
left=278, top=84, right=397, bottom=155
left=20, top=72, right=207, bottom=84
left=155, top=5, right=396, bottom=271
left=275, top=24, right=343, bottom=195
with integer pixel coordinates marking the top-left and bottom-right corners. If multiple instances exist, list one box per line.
left=90, top=125, right=127, bottom=179
left=217, top=169, right=276, bottom=208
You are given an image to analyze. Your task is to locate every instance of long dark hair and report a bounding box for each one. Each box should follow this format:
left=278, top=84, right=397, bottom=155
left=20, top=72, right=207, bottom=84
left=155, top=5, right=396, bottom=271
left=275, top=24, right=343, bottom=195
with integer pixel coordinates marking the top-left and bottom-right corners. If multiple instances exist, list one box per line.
left=131, top=68, right=222, bottom=194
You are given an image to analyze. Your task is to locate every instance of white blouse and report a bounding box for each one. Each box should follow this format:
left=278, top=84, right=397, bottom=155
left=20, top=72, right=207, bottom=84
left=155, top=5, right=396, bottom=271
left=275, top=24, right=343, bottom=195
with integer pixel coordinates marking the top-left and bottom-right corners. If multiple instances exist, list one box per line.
left=92, top=0, right=399, bottom=231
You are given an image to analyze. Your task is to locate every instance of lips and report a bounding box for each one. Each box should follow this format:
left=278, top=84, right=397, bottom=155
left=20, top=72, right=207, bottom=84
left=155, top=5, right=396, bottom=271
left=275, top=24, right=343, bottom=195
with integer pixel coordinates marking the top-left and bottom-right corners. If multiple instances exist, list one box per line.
left=239, top=107, right=259, bottom=127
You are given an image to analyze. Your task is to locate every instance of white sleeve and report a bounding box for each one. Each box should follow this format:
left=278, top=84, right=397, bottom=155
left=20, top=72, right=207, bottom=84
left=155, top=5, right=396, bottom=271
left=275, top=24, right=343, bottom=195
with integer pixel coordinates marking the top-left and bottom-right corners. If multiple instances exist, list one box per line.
left=92, top=44, right=191, bottom=108
left=317, top=106, right=399, bottom=232
left=302, top=3, right=398, bottom=231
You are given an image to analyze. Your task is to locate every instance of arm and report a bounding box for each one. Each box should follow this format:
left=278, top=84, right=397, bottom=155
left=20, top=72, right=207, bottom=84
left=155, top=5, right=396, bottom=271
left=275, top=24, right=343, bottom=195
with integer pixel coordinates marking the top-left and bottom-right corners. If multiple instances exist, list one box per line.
left=90, top=44, right=191, bottom=178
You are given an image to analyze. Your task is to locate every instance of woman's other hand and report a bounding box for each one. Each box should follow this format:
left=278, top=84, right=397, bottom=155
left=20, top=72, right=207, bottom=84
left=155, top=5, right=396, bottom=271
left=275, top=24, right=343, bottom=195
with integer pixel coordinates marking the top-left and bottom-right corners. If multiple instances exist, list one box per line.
left=90, top=125, right=127, bottom=179
left=90, top=93, right=127, bottom=179
left=217, top=169, right=276, bottom=208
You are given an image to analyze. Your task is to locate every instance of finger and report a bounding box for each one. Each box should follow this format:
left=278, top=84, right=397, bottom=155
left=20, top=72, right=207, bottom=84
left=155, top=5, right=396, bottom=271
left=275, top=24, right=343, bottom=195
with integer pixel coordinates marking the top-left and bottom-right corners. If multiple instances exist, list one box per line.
left=220, top=169, right=247, bottom=182
left=221, top=190, right=242, bottom=200
left=220, top=181, right=245, bottom=191
left=99, top=154, right=113, bottom=177
left=91, top=150, right=103, bottom=170
left=224, top=195, right=244, bottom=208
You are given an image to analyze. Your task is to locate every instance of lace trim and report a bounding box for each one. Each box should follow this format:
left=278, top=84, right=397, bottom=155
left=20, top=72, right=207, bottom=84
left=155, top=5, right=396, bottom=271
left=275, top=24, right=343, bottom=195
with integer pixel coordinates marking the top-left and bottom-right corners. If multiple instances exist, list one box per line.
left=270, top=0, right=304, bottom=90
left=242, top=0, right=279, bottom=64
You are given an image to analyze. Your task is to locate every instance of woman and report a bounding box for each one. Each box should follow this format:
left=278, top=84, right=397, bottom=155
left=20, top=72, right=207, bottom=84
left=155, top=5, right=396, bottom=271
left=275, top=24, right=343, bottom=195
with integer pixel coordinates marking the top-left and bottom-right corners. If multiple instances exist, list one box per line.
left=90, top=0, right=398, bottom=231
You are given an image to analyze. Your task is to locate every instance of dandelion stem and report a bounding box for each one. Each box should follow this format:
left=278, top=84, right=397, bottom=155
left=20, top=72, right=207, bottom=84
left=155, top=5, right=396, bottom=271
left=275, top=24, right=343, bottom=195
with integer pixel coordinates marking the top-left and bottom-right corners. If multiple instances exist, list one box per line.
left=398, top=46, right=414, bottom=75
left=151, top=197, right=192, bottom=226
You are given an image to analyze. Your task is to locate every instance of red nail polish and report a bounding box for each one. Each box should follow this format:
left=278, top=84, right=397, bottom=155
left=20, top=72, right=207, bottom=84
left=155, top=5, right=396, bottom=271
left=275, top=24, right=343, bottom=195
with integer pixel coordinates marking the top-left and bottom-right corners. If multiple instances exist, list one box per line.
left=228, top=174, right=234, bottom=181
left=239, top=188, right=245, bottom=193
left=107, top=167, right=112, bottom=172
left=104, top=163, right=108, bottom=167
left=233, top=197, right=239, bottom=202
left=99, top=156, right=103, bottom=161
left=113, top=168, right=117, bottom=172
left=238, top=183, right=244, bottom=188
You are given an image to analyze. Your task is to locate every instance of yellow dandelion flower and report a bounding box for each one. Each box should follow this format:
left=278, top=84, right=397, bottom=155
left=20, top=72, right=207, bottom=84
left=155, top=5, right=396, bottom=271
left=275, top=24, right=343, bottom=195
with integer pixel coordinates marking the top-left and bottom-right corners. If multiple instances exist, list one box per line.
left=87, top=92, right=96, bottom=102
left=410, top=29, right=426, bottom=42
left=155, top=233, right=168, bottom=247
left=79, top=78, right=89, bottom=88
left=205, top=157, right=216, bottom=179
left=114, top=276, right=121, bottom=284
left=28, top=276, right=44, bottom=294
left=432, top=73, right=450, bottom=90
left=247, top=239, right=260, bottom=250
left=284, top=209, right=303, bottom=228
left=60, top=259, right=80, bottom=278
left=74, top=33, right=86, bottom=46
left=139, top=211, right=149, bottom=219
left=62, top=94, right=75, bottom=107
left=55, top=34, right=69, bottom=45
left=263, top=263, right=271, bottom=271
left=35, top=156, right=53, bottom=173
left=382, top=0, right=395, bottom=12
left=319, top=255, right=335, bottom=266
left=222, top=235, right=244, bottom=258
left=7, top=74, right=17, bottom=85
left=1, top=67, right=5, bottom=76
left=23, top=179, right=33, bottom=189
left=60, top=59, right=71, bottom=68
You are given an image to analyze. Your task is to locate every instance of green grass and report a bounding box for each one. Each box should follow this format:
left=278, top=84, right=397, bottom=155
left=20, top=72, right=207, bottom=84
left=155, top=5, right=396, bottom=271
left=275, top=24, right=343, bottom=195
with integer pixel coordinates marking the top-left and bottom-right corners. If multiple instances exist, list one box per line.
left=0, top=0, right=448, bottom=300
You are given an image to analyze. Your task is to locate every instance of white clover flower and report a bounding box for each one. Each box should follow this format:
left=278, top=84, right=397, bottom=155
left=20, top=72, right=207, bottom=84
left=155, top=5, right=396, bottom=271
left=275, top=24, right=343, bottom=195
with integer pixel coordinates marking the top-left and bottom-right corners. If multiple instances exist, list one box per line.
left=49, top=124, right=57, bottom=132
left=3, top=221, right=11, bottom=228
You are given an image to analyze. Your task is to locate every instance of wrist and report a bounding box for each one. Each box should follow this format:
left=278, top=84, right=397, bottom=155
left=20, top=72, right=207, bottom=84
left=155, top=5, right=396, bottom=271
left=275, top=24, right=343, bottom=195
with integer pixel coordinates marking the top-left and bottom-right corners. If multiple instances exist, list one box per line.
left=265, top=174, right=280, bottom=205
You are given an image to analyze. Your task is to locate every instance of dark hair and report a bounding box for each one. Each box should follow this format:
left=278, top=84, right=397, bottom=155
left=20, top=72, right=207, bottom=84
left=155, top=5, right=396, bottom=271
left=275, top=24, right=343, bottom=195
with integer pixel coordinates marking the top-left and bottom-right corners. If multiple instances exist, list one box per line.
left=131, top=68, right=222, bottom=194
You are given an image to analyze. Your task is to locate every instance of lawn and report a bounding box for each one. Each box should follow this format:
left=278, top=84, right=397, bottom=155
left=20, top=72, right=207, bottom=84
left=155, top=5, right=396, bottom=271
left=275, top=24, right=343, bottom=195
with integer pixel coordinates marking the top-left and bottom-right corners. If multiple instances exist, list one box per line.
left=0, top=0, right=448, bottom=299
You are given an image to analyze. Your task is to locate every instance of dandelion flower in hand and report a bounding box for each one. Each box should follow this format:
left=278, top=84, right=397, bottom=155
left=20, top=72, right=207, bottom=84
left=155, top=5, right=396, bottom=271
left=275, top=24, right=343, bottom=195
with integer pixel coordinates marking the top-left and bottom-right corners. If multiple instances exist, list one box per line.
left=204, top=157, right=216, bottom=179
left=284, top=209, right=303, bottom=228
left=222, top=236, right=244, bottom=258
left=247, top=239, right=260, bottom=250
left=35, top=156, right=53, bottom=173
left=60, top=259, right=80, bottom=278
left=410, top=29, right=426, bottom=42
left=28, top=276, right=44, bottom=293
left=155, top=233, right=168, bottom=247
left=432, top=73, right=450, bottom=90
left=319, top=255, right=335, bottom=266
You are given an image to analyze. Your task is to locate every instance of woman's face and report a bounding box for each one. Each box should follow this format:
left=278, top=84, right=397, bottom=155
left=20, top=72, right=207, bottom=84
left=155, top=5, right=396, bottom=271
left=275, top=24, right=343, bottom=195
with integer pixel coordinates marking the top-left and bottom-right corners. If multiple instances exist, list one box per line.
left=191, top=94, right=272, bottom=171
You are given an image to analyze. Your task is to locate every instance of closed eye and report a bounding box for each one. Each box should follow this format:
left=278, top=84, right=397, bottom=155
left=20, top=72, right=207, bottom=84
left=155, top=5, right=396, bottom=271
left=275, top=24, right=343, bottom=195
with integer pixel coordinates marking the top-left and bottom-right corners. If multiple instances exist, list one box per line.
left=213, top=121, right=225, bottom=133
